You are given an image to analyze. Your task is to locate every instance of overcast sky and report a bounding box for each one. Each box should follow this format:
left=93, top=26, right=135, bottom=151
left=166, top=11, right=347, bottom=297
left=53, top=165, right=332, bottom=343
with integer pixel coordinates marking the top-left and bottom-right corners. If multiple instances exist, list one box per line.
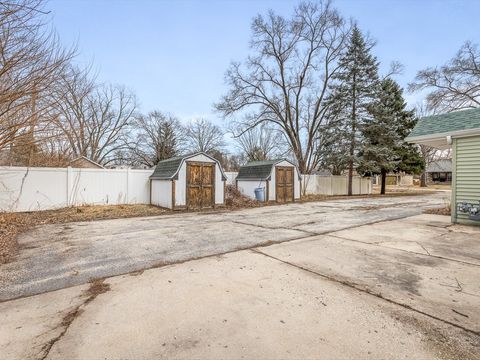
left=48, top=0, right=480, bottom=127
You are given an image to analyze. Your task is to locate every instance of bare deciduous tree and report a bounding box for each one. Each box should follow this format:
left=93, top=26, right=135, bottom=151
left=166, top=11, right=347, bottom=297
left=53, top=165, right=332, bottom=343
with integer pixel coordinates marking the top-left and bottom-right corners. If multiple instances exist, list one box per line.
left=0, top=0, right=74, bottom=152
left=52, top=66, right=137, bottom=165
left=409, top=41, right=480, bottom=112
left=234, top=124, right=284, bottom=161
left=127, top=111, right=184, bottom=167
left=215, top=1, right=348, bottom=174
left=185, top=118, right=225, bottom=154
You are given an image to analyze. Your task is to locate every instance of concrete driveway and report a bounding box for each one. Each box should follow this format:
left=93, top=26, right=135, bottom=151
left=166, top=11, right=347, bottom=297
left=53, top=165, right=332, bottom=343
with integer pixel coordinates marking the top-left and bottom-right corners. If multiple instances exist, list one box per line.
left=2, top=191, right=480, bottom=359
left=1, top=193, right=447, bottom=301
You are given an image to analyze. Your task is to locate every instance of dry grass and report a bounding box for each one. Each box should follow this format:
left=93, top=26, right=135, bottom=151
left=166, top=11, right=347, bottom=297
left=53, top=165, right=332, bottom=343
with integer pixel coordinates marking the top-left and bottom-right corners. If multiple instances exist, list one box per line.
left=420, top=184, right=452, bottom=190
left=0, top=204, right=167, bottom=264
left=424, top=207, right=451, bottom=216
left=301, top=191, right=431, bottom=203
left=372, top=185, right=443, bottom=195
left=424, top=198, right=452, bottom=216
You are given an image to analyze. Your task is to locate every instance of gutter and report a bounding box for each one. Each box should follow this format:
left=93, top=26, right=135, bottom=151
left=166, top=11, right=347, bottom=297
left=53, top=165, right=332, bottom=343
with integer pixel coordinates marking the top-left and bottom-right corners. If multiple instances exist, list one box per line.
left=406, top=128, right=480, bottom=144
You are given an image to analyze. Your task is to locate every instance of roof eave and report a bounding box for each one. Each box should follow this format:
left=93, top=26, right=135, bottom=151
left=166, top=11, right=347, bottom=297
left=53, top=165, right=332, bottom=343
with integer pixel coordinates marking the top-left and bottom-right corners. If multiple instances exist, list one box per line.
left=236, top=175, right=271, bottom=181
left=150, top=176, right=173, bottom=180
left=406, top=128, right=480, bottom=149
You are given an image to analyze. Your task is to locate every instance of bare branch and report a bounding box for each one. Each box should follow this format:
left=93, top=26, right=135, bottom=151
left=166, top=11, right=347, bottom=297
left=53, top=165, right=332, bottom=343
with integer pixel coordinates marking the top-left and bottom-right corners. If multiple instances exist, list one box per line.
left=215, top=0, right=348, bottom=174
left=409, top=41, right=480, bottom=112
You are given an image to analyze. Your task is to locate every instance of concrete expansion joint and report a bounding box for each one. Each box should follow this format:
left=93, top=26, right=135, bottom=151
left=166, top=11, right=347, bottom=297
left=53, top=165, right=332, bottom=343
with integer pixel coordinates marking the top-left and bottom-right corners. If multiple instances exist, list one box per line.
left=327, top=233, right=480, bottom=268
left=249, top=248, right=480, bottom=337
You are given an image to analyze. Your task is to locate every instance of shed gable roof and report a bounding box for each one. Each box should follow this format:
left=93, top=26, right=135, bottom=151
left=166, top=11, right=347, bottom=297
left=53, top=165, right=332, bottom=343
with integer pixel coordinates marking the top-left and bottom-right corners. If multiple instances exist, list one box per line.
left=150, top=152, right=227, bottom=180
left=407, top=108, right=480, bottom=139
left=236, top=159, right=301, bottom=180
left=150, top=156, right=184, bottom=179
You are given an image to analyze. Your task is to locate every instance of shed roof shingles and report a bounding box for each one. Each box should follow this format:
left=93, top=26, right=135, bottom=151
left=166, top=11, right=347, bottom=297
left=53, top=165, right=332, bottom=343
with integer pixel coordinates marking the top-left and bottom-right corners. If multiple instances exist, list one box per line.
left=150, top=153, right=228, bottom=180
left=407, top=108, right=480, bottom=139
left=150, top=156, right=183, bottom=179
left=236, top=159, right=301, bottom=180
left=236, top=164, right=276, bottom=180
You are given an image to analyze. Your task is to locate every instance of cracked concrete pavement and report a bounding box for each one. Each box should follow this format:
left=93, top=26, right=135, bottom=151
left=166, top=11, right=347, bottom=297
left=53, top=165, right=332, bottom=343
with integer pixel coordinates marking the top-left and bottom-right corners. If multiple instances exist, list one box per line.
left=1, top=192, right=448, bottom=301
left=2, top=191, right=480, bottom=359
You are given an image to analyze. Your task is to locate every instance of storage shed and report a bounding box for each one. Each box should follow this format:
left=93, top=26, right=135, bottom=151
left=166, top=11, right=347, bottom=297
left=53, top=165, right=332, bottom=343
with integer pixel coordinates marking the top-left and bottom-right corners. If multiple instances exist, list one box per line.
left=150, top=152, right=227, bottom=209
left=406, top=108, right=480, bottom=225
left=236, top=159, right=301, bottom=202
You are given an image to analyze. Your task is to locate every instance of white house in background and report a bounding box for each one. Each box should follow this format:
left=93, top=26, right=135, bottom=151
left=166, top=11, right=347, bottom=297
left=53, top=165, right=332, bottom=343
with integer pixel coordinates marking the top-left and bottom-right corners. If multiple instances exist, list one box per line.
left=236, top=159, right=301, bottom=203
left=149, top=152, right=227, bottom=210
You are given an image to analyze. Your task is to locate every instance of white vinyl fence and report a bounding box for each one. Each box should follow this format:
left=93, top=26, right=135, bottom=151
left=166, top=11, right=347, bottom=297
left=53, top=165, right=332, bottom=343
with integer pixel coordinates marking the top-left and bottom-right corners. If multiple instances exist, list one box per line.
left=224, top=172, right=238, bottom=185
left=225, top=171, right=372, bottom=196
left=302, top=175, right=372, bottom=196
left=0, top=167, right=372, bottom=212
left=0, top=166, right=152, bottom=212
left=372, top=174, right=414, bottom=186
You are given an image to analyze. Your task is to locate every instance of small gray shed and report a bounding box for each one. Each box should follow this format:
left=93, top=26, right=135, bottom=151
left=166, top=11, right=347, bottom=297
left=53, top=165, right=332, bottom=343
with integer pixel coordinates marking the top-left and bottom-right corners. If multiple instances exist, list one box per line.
left=150, top=152, right=227, bottom=210
left=236, top=159, right=301, bottom=203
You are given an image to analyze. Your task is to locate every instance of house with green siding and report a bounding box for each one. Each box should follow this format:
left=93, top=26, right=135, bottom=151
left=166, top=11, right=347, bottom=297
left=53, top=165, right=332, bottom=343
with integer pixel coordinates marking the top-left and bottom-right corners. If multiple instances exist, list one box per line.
left=406, top=108, right=480, bottom=226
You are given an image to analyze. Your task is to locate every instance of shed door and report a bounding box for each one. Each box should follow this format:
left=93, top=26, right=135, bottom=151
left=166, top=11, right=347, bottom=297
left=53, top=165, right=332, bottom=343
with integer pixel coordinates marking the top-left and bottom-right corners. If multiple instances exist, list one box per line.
left=276, top=166, right=294, bottom=203
left=186, top=162, right=215, bottom=209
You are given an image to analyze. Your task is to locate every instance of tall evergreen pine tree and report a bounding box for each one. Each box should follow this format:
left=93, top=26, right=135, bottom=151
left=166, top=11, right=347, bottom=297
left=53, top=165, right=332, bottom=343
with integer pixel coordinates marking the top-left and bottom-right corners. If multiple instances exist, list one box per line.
left=359, top=78, right=424, bottom=194
left=327, top=25, right=380, bottom=195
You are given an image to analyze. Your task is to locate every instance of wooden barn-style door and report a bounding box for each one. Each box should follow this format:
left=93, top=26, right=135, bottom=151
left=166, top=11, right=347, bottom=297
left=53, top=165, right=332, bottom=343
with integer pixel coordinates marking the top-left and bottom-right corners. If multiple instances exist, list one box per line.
left=275, top=167, right=294, bottom=203
left=186, top=162, right=215, bottom=209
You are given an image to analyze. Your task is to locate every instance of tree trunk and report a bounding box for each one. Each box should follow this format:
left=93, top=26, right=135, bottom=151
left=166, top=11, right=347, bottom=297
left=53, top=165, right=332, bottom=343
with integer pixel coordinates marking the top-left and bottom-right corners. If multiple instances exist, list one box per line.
left=420, top=172, right=427, bottom=187
left=297, top=157, right=307, bottom=175
left=349, top=75, right=356, bottom=197
left=380, top=169, right=387, bottom=195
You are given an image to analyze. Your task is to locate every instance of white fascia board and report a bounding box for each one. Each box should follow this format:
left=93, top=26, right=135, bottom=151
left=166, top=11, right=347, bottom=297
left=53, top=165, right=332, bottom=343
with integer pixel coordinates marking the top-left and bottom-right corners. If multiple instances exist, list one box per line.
left=406, top=128, right=480, bottom=149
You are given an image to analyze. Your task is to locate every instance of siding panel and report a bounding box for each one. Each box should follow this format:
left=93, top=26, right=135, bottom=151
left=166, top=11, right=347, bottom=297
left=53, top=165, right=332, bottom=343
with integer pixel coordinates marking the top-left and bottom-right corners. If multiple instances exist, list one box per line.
left=454, top=136, right=480, bottom=225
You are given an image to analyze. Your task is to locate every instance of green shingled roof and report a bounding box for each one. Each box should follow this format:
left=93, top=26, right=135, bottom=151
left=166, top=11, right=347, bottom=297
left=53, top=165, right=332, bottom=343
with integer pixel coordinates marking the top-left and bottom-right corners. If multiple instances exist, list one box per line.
left=407, top=108, right=480, bottom=139
left=150, top=156, right=184, bottom=179
left=150, top=153, right=228, bottom=180
left=237, top=159, right=301, bottom=180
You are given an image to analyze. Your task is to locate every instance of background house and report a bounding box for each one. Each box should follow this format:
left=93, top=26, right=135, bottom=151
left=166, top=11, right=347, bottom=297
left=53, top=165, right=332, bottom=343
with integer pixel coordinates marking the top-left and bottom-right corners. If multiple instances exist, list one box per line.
left=69, top=156, right=105, bottom=169
left=426, top=159, right=452, bottom=184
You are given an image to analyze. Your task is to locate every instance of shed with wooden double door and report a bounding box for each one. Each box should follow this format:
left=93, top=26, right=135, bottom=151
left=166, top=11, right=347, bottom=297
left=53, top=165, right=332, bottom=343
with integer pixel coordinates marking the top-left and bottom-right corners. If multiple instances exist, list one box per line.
left=150, top=152, right=227, bottom=209
left=236, top=159, right=301, bottom=203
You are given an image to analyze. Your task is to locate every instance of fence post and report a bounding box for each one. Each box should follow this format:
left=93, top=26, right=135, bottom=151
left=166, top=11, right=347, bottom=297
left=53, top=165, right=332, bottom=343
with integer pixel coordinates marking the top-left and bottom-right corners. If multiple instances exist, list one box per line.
left=126, top=168, right=130, bottom=204
left=66, top=166, right=72, bottom=207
